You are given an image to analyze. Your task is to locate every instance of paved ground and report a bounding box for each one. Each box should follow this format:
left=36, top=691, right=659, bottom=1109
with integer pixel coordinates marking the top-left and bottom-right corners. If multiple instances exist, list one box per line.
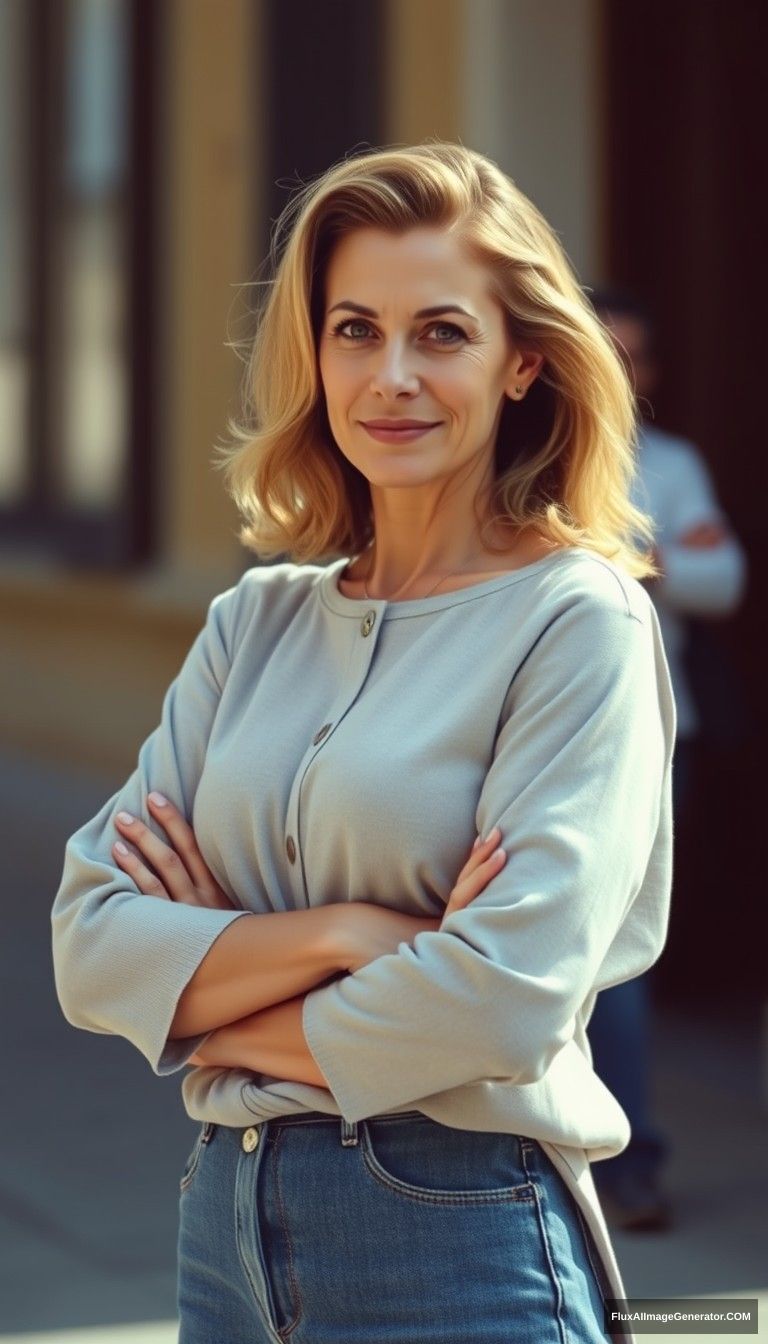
left=2, top=747, right=766, bottom=1340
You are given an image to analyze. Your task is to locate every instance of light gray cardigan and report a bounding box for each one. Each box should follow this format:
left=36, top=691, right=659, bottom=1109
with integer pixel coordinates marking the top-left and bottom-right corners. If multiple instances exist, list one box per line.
left=52, top=547, right=676, bottom=1320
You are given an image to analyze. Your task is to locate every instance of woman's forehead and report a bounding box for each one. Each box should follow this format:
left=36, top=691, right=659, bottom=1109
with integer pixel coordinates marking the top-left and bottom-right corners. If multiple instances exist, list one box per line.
left=323, top=226, right=496, bottom=311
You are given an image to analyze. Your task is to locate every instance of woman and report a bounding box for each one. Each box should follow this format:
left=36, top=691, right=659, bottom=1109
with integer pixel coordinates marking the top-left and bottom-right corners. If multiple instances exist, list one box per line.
left=52, top=142, right=675, bottom=1343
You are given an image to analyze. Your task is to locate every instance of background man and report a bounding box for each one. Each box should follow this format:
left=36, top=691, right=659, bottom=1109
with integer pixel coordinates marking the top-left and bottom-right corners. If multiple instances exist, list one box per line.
left=586, top=287, right=747, bottom=1230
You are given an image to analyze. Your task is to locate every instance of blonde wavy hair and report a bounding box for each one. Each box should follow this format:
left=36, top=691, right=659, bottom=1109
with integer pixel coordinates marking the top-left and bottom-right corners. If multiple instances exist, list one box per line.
left=216, top=141, right=657, bottom=579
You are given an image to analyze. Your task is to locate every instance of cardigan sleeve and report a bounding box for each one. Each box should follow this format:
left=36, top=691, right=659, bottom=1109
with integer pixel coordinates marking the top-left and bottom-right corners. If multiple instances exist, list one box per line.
left=51, top=580, right=252, bottom=1075
left=301, top=590, right=676, bottom=1122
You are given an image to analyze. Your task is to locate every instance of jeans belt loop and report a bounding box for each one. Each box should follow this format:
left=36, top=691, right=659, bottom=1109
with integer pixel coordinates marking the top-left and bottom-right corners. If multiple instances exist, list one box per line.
left=340, top=1117, right=359, bottom=1146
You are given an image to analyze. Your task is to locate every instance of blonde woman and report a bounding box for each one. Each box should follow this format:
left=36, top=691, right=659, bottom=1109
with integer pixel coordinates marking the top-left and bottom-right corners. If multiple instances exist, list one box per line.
left=52, top=142, right=675, bottom=1344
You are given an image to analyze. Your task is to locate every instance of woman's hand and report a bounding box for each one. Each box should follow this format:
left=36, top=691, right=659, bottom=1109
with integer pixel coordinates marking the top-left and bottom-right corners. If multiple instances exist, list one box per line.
left=112, top=791, right=238, bottom=911
left=339, top=827, right=506, bottom=973
left=441, top=825, right=506, bottom=921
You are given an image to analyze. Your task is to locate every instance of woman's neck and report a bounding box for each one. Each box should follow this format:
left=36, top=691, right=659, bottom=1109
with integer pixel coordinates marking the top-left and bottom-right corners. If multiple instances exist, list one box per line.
left=357, top=477, right=499, bottom=593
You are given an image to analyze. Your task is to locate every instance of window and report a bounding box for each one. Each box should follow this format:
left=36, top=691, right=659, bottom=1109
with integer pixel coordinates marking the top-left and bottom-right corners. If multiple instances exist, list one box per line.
left=0, top=0, right=157, bottom=565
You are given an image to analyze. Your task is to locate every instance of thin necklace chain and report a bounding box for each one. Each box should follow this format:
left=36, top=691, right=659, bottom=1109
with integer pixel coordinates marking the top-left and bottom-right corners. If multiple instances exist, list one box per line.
left=360, top=547, right=485, bottom=602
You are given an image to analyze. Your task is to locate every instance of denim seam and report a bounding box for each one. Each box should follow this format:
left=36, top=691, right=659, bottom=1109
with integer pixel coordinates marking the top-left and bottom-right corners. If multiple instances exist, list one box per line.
left=234, top=1138, right=283, bottom=1343
left=530, top=1181, right=571, bottom=1344
left=271, top=1126, right=304, bottom=1338
left=179, top=1125, right=206, bottom=1193
left=521, top=1143, right=570, bottom=1344
left=359, top=1123, right=536, bottom=1207
left=575, top=1206, right=610, bottom=1308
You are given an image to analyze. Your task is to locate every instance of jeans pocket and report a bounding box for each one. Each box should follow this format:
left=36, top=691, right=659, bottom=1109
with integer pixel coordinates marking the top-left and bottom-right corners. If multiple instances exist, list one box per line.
left=360, top=1115, right=537, bottom=1206
left=179, top=1121, right=215, bottom=1194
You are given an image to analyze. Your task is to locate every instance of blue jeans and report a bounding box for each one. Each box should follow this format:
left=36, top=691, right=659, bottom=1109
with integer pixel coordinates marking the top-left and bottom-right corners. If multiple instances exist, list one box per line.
left=177, top=1111, right=614, bottom=1343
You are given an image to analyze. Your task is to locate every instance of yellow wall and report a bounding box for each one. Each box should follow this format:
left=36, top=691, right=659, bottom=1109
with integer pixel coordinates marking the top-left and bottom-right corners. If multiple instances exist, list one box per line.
left=384, top=0, right=465, bottom=144
left=384, top=0, right=603, bottom=283
left=160, top=0, right=263, bottom=584
left=0, top=0, right=260, bottom=774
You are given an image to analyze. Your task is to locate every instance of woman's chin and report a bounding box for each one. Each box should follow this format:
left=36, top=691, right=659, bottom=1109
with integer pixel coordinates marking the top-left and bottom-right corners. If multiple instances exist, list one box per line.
left=359, top=456, right=451, bottom=490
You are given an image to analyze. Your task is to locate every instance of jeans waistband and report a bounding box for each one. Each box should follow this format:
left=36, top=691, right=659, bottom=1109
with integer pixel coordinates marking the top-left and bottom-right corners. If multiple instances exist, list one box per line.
left=271, top=1109, right=424, bottom=1127
left=246, top=1109, right=426, bottom=1147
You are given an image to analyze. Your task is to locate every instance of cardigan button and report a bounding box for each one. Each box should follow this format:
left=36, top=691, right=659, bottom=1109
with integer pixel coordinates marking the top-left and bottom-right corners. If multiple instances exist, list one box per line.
left=312, top=723, right=332, bottom=744
left=360, top=610, right=376, bottom=637
left=286, top=835, right=296, bottom=864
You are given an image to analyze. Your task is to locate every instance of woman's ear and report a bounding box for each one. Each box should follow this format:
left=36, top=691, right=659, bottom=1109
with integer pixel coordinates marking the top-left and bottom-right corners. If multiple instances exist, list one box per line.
left=505, top=349, right=545, bottom=399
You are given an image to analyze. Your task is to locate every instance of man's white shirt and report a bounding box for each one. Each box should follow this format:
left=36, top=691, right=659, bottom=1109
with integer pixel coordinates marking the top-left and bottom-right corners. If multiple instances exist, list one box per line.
left=631, top=423, right=747, bottom=738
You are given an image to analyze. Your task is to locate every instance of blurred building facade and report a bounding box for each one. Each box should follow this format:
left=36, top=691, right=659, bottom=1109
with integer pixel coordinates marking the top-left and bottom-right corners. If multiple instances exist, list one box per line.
left=0, top=0, right=763, bottom=996
left=0, top=0, right=604, bottom=774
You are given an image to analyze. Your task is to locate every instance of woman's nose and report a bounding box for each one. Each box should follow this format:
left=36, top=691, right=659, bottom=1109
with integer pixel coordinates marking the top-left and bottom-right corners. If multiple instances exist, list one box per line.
left=368, top=343, right=420, bottom=397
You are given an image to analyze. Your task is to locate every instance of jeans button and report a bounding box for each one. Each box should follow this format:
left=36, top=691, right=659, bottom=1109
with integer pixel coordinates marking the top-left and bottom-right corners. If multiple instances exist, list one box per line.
left=242, top=1127, right=260, bottom=1153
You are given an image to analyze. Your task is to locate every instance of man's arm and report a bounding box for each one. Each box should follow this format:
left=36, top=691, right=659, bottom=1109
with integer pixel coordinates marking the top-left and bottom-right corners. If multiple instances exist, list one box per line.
left=648, top=448, right=747, bottom=616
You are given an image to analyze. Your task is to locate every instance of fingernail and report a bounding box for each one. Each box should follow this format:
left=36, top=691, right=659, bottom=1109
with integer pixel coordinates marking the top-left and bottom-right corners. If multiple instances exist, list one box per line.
left=115, top=840, right=130, bottom=855
left=484, top=825, right=500, bottom=844
left=472, top=836, right=482, bottom=850
left=116, top=811, right=134, bottom=825
left=148, top=791, right=168, bottom=807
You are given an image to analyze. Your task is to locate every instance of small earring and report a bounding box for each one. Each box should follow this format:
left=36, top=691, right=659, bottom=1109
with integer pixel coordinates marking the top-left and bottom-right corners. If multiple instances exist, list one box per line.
left=514, top=385, right=524, bottom=397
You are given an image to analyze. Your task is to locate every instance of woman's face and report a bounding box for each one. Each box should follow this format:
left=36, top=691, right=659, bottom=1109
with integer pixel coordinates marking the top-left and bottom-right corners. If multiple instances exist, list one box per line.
left=317, top=226, right=542, bottom=490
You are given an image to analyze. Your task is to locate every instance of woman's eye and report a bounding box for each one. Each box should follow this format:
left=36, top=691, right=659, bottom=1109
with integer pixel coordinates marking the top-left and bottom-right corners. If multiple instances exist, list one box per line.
left=330, top=319, right=466, bottom=344
left=333, top=319, right=371, bottom=340
left=429, top=323, right=465, bottom=344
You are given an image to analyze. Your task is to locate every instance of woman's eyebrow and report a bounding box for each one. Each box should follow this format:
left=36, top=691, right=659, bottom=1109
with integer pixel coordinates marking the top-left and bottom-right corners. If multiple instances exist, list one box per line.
left=327, top=300, right=477, bottom=320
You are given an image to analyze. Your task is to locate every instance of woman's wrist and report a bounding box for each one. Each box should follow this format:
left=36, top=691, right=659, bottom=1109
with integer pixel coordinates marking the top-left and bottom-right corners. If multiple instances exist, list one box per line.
left=195, top=998, right=329, bottom=1087
left=323, top=902, right=365, bottom=972
left=193, top=1015, right=263, bottom=1069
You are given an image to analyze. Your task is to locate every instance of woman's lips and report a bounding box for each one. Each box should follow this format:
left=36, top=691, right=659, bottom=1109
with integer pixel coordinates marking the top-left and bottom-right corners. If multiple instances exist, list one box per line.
left=360, top=422, right=441, bottom=443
